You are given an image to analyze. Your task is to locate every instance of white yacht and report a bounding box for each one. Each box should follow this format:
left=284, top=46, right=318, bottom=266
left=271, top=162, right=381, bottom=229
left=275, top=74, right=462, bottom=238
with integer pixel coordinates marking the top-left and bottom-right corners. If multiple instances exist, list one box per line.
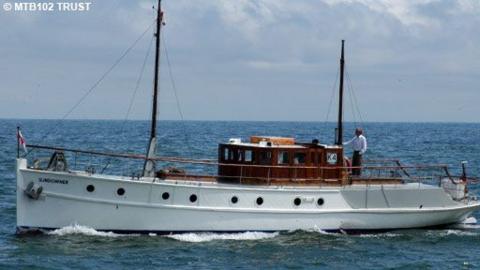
left=16, top=0, right=480, bottom=234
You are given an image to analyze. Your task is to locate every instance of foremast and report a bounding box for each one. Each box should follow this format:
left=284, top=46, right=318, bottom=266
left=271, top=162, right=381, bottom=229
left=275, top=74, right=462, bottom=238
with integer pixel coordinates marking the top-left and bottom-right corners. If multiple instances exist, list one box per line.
left=335, top=40, right=345, bottom=146
left=143, top=0, right=164, bottom=177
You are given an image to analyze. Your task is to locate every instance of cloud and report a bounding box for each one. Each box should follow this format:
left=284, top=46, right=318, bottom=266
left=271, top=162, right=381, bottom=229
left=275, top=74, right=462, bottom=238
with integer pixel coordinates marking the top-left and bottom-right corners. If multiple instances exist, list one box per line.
left=1, top=0, right=479, bottom=122
left=324, top=0, right=441, bottom=27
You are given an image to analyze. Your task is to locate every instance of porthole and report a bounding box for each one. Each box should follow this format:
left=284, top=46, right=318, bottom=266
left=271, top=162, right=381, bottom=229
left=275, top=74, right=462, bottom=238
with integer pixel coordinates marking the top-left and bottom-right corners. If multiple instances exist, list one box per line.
left=256, top=197, right=263, bottom=205
left=117, top=188, right=125, bottom=196
left=317, top=198, right=324, bottom=206
left=294, top=197, right=301, bottom=206
left=162, top=192, right=170, bottom=200
left=190, top=194, right=198, bottom=203
left=86, top=185, right=95, bottom=192
left=231, top=196, right=238, bottom=204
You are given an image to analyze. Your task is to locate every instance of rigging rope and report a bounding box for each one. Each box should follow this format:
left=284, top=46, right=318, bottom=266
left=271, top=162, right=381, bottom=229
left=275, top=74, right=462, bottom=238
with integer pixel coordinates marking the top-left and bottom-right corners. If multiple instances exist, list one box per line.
left=123, top=35, right=154, bottom=130
left=345, top=65, right=358, bottom=127
left=345, top=69, right=365, bottom=126
left=162, top=34, right=185, bottom=122
left=29, top=20, right=156, bottom=156
left=101, top=34, right=155, bottom=173
left=323, top=66, right=339, bottom=142
left=323, top=63, right=366, bottom=143
left=59, top=21, right=155, bottom=122
left=161, top=32, right=195, bottom=157
left=324, top=67, right=339, bottom=123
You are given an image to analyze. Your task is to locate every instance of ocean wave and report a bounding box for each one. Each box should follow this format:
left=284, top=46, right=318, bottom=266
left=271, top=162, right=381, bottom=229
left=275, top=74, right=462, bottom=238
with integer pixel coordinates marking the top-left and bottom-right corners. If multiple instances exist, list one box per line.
left=164, top=231, right=279, bottom=243
left=444, top=229, right=479, bottom=236
left=424, top=229, right=479, bottom=237
left=462, top=216, right=478, bottom=224
left=356, top=232, right=401, bottom=238
left=447, top=216, right=480, bottom=230
left=308, top=228, right=339, bottom=235
left=47, top=224, right=134, bottom=237
left=449, top=223, right=480, bottom=230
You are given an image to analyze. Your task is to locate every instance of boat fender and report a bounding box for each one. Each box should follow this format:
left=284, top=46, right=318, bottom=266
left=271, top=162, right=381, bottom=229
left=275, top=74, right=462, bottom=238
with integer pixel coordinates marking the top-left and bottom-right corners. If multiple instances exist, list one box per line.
left=24, top=182, right=43, bottom=200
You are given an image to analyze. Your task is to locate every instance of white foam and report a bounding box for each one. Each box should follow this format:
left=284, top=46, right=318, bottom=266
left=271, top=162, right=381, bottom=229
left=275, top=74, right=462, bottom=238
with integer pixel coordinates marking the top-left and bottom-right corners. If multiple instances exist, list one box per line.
left=48, top=224, right=132, bottom=237
left=444, top=229, right=478, bottom=236
left=425, top=229, right=479, bottom=237
left=296, top=225, right=338, bottom=235
left=462, top=216, right=478, bottom=224
left=164, top=231, right=279, bottom=243
left=450, top=223, right=480, bottom=230
left=357, top=232, right=401, bottom=238
left=448, top=216, right=480, bottom=229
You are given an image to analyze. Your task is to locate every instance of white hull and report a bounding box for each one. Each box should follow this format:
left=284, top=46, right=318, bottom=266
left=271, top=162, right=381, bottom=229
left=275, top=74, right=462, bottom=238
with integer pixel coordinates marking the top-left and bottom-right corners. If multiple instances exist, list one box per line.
left=16, top=159, right=480, bottom=233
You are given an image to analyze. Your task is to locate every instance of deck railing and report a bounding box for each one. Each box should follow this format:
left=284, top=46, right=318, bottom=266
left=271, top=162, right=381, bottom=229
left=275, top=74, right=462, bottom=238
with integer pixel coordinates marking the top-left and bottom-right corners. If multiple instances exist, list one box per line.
left=22, top=144, right=478, bottom=186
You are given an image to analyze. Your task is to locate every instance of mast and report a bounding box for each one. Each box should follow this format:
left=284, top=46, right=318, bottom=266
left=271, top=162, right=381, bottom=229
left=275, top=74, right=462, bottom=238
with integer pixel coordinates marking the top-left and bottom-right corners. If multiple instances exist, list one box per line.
left=336, top=40, right=345, bottom=146
left=143, top=0, right=164, bottom=177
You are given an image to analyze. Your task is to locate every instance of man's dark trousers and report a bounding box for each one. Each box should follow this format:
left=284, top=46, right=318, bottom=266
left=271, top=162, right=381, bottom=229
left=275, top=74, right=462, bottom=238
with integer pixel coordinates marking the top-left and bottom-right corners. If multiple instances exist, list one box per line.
left=352, top=151, right=362, bottom=176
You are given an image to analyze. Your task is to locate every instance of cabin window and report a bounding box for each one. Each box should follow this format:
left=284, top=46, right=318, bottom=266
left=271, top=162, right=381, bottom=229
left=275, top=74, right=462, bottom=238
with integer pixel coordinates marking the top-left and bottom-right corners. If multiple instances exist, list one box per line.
left=224, top=148, right=242, bottom=162
left=278, top=151, right=289, bottom=164
left=294, top=152, right=306, bottom=164
left=259, top=151, right=272, bottom=165
left=239, top=150, right=245, bottom=162
left=223, top=148, right=229, bottom=161
left=245, top=150, right=253, bottom=162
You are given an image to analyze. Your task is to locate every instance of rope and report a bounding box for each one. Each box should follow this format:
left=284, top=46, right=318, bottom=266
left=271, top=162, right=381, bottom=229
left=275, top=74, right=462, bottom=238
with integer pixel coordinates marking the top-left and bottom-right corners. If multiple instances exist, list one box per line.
left=101, top=34, right=155, bottom=173
left=32, top=20, right=156, bottom=151
left=345, top=69, right=365, bottom=125
left=59, top=21, right=155, bottom=122
left=345, top=67, right=358, bottom=127
left=122, top=35, right=155, bottom=134
left=162, top=34, right=185, bottom=122
left=161, top=32, right=195, bottom=157
left=323, top=66, right=339, bottom=140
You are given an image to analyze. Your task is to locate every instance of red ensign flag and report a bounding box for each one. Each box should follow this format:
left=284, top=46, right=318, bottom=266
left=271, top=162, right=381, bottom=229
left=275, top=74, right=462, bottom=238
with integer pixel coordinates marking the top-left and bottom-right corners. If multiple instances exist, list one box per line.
left=17, top=129, right=27, bottom=153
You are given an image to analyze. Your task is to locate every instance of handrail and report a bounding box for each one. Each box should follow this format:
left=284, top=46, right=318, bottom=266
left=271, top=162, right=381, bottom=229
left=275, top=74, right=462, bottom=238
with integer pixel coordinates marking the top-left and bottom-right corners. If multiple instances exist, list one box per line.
left=26, top=144, right=451, bottom=171
left=24, top=144, right=477, bottom=185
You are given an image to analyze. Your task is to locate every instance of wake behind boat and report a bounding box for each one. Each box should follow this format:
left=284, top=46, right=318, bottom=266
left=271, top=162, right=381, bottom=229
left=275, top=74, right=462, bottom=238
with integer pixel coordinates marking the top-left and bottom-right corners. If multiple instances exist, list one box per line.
left=16, top=0, right=480, bottom=233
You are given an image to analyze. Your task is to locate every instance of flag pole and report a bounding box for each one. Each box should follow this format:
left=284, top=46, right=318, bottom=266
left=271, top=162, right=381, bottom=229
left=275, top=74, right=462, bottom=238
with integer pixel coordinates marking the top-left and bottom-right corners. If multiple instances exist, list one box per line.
left=16, top=126, right=20, bottom=158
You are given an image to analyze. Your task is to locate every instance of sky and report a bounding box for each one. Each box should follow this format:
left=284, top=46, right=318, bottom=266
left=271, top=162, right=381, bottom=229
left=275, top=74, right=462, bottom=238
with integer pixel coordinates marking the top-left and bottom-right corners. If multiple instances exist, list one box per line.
left=1, top=0, right=479, bottom=122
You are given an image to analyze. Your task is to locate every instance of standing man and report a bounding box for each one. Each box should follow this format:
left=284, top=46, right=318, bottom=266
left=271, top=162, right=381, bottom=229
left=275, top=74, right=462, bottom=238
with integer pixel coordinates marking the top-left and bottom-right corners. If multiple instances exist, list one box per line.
left=343, top=128, right=367, bottom=176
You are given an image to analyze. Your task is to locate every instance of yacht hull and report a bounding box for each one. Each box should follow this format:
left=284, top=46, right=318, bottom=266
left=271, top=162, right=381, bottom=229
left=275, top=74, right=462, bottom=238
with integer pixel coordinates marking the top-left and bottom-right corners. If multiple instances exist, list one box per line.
left=16, top=159, right=480, bottom=233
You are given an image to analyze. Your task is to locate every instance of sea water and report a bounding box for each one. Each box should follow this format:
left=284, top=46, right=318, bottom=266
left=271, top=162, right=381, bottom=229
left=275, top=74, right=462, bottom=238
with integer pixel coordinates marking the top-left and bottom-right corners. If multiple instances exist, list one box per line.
left=1, top=119, right=479, bottom=269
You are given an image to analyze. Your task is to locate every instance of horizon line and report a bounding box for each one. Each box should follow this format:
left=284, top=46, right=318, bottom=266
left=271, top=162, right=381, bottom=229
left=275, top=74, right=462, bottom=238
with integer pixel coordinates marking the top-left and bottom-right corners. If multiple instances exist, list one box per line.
left=1, top=117, right=480, bottom=124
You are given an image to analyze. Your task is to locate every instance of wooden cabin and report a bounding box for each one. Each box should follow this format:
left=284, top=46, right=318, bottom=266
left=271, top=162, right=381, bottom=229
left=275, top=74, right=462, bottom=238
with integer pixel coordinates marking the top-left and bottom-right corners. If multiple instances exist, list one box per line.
left=218, top=136, right=346, bottom=184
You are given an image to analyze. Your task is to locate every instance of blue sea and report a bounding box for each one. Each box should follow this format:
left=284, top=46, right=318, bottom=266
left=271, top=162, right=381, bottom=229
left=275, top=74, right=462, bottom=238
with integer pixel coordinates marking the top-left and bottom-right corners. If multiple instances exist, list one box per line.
left=1, top=119, right=480, bottom=269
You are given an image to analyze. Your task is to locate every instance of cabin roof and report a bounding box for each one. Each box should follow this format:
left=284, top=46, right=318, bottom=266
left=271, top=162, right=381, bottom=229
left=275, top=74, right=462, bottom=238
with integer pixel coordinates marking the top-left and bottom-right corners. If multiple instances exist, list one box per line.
left=226, top=142, right=307, bottom=149
left=222, top=137, right=342, bottom=150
